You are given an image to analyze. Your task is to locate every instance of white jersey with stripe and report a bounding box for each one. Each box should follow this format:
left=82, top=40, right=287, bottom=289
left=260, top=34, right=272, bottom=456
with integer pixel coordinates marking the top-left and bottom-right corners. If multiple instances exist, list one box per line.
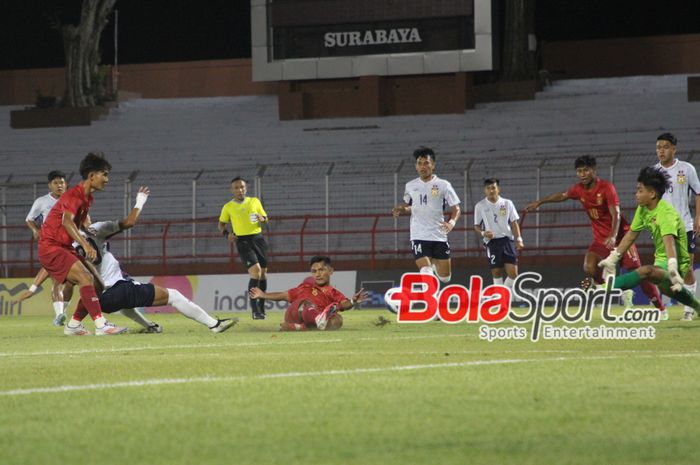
left=26, top=193, right=58, bottom=224
left=655, top=159, right=700, bottom=232
left=81, top=221, right=125, bottom=289
left=474, top=197, right=520, bottom=244
left=403, top=175, right=460, bottom=242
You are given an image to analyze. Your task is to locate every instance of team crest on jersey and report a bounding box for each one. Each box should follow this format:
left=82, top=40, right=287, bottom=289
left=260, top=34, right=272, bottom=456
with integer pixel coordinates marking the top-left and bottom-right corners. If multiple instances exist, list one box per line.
left=596, top=193, right=603, bottom=205
left=499, top=205, right=507, bottom=216
left=678, top=171, right=686, bottom=184
left=431, top=185, right=439, bottom=197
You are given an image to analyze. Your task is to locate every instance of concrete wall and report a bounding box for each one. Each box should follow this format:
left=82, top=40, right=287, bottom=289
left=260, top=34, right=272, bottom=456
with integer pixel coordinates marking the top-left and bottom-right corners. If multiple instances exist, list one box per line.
left=542, top=33, right=700, bottom=79
left=0, top=58, right=277, bottom=105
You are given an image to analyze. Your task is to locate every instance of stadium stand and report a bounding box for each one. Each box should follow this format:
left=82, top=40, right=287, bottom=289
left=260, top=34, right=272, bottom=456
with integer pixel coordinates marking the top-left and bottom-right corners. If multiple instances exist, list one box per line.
left=1, top=74, right=700, bottom=271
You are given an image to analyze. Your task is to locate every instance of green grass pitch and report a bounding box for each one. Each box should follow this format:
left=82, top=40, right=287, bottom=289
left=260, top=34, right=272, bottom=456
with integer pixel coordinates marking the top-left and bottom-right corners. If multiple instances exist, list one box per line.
left=0, top=307, right=698, bottom=465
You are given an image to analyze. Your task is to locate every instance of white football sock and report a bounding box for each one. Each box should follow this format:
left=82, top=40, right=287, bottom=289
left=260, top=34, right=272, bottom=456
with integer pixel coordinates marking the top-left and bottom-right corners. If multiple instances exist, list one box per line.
left=52, top=301, right=64, bottom=317
left=120, top=308, right=155, bottom=328
left=683, top=282, right=697, bottom=312
left=504, top=277, right=515, bottom=289
left=419, top=266, right=434, bottom=275
left=493, top=277, right=504, bottom=285
left=168, top=289, right=217, bottom=327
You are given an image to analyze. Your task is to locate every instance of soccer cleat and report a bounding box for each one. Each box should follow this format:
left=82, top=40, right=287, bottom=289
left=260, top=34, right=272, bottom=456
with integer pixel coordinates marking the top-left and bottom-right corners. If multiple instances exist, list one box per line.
left=210, top=318, right=238, bottom=333
left=64, top=323, right=91, bottom=336
left=580, top=277, right=594, bottom=291
left=138, top=323, right=163, bottom=334
left=659, top=310, right=669, bottom=321
left=251, top=311, right=266, bottom=320
left=52, top=313, right=67, bottom=327
left=315, top=304, right=338, bottom=330
left=622, top=289, right=635, bottom=308
left=95, top=322, right=128, bottom=336
left=681, top=311, right=694, bottom=321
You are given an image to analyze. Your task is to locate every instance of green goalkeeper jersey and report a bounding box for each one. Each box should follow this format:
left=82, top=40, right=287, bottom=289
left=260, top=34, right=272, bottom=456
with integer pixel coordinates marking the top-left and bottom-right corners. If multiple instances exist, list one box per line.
left=630, top=199, right=690, bottom=274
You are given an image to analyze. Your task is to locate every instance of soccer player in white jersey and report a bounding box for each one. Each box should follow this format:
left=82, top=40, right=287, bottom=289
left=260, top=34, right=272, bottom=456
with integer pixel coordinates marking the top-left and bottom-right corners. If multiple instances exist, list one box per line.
left=474, top=178, right=524, bottom=296
left=24, top=170, right=74, bottom=326
left=392, top=147, right=461, bottom=283
left=655, top=133, right=700, bottom=320
left=16, top=187, right=237, bottom=335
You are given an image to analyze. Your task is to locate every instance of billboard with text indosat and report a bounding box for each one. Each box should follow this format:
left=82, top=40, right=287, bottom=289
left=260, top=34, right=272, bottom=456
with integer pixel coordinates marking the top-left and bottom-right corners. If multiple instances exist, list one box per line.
left=0, top=272, right=357, bottom=316
left=252, top=0, right=493, bottom=81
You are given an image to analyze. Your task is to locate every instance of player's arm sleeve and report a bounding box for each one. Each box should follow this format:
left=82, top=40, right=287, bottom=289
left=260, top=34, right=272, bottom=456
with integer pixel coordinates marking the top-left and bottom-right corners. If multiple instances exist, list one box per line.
left=445, top=182, right=461, bottom=207
left=403, top=190, right=412, bottom=205
left=91, top=221, right=122, bottom=239
left=629, top=207, right=645, bottom=232
left=25, top=200, right=42, bottom=222
left=473, top=204, right=483, bottom=226
left=254, top=198, right=268, bottom=217
left=564, top=185, right=578, bottom=200
left=604, top=183, right=620, bottom=206
left=688, top=165, right=700, bottom=195
left=657, top=209, right=680, bottom=237
left=287, top=286, right=301, bottom=302
left=59, top=194, right=80, bottom=216
left=507, top=200, right=520, bottom=222
left=218, top=205, right=230, bottom=223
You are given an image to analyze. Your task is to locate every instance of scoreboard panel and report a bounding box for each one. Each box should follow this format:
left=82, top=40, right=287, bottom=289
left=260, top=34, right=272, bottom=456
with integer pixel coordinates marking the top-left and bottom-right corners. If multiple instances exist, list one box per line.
left=252, top=0, right=493, bottom=81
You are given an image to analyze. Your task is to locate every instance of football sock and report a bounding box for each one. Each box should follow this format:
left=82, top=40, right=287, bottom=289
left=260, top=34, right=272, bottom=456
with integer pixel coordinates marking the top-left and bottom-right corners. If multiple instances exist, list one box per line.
left=493, top=277, right=504, bottom=285
left=683, top=282, right=697, bottom=313
left=78, top=286, right=104, bottom=322
left=72, top=301, right=89, bottom=321
left=63, top=301, right=70, bottom=312
left=419, top=266, right=434, bottom=275
left=248, top=278, right=260, bottom=314
left=639, top=281, right=665, bottom=310
left=673, top=287, right=700, bottom=312
left=504, top=277, right=515, bottom=289
left=120, top=308, right=155, bottom=328
left=168, top=289, right=217, bottom=327
left=52, top=301, right=64, bottom=317
left=258, top=279, right=267, bottom=314
left=613, top=271, right=642, bottom=290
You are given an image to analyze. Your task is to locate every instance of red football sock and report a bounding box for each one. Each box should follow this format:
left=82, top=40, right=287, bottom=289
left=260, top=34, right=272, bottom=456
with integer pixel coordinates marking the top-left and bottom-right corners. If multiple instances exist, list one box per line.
left=78, top=286, right=103, bottom=321
left=640, top=281, right=665, bottom=310
left=72, top=301, right=89, bottom=322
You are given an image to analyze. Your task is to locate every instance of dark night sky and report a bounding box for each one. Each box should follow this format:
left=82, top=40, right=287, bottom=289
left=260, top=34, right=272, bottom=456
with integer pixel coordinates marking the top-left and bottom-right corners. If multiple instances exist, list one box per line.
left=1, top=1, right=700, bottom=70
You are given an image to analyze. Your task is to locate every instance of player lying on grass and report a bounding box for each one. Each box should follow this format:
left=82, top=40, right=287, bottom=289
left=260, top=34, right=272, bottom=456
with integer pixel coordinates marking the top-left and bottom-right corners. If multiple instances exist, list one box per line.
left=598, top=167, right=700, bottom=316
left=249, top=255, right=368, bottom=331
left=17, top=187, right=237, bottom=335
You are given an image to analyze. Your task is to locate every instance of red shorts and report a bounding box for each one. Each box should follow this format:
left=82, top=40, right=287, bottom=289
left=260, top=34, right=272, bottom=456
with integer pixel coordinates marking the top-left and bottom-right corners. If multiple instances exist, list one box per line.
left=38, top=245, right=80, bottom=284
left=588, top=241, right=641, bottom=269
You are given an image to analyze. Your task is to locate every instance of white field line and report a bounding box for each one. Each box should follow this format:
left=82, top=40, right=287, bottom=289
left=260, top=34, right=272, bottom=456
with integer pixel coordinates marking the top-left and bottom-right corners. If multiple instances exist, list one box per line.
left=1, top=352, right=698, bottom=397
left=0, top=334, right=463, bottom=358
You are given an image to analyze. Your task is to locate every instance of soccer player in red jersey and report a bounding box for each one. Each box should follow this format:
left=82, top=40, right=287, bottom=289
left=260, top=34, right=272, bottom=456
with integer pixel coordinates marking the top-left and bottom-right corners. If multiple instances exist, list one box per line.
left=249, top=256, right=368, bottom=331
left=526, top=156, right=666, bottom=315
left=38, top=152, right=127, bottom=335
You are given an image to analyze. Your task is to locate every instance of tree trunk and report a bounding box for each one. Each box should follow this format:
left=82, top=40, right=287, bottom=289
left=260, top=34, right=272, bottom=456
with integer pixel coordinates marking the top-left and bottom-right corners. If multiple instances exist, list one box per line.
left=61, top=0, right=117, bottom=107
left=502, top=0, right=536, bottom=81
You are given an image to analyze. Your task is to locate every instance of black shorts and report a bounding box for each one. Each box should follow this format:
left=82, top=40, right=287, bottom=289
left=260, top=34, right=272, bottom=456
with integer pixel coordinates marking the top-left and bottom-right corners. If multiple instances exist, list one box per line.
left=99, top=280, right=156, bottom=314
left=687, top=231, right=696, bottom=255
left=410, top=240, right=451, bottom=260
left=485, top=237, right=518, bottom=269
left=236, top=233, right=268, bottom=269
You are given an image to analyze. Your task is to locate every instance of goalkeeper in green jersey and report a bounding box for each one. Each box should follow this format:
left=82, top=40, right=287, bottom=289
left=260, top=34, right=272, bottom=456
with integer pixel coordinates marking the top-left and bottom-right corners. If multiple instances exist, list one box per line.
left=598, top=167, right=700, bottom=316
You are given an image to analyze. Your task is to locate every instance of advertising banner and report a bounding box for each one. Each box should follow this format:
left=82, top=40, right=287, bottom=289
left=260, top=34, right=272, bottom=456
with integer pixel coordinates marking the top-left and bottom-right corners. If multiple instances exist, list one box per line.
left=0, top=272, right=358, bottom=316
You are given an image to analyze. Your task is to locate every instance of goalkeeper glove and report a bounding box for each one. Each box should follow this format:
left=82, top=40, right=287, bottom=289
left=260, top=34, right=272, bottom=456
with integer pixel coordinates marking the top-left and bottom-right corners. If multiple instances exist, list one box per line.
left=668, top=258, right=684, bottom=292
left=598, top=249, right=621, bottom=278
